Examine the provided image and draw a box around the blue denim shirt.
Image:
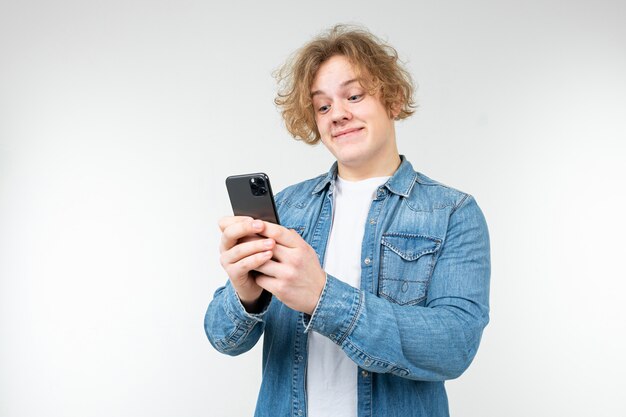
[205,156,490,417]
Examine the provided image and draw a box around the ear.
[388,90,404,119]
[389,100,402,119]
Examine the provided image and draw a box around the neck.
[337,153,401,181]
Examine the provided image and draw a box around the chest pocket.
[379,233,441,306]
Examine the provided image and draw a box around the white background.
[1,1,625,416]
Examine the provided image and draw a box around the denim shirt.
[205,156,490,417]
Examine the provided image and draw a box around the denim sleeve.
[204,280,271,356]
[302,195,490,381]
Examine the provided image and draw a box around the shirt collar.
[312,155,417,198]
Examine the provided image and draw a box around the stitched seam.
[345,339,410,375]
[303,273,329,333]
[451,193,471,214]
[337,289,363,345]
[383,232,441,239]
[224,287,263,325]
[403,198,454,212]
[382,278,428,282]
[380,235,441,260]
[379,291,426,305]
[381,242,439,260]
[226,322,249,345]
[404,172,418,196]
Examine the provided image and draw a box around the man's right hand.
[218,216,275,311]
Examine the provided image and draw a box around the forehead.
[311,55,362,93]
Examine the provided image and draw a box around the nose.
[331,101,352,123]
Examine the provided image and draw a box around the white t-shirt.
[306,175,390,417]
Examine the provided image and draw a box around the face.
[310,55,400,180]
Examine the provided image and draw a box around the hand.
[218,216,276,310]
[253,221,326,315]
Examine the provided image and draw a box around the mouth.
[332,127,364,139]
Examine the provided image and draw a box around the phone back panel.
[225,173,280,224]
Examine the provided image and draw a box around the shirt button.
[362,370,369,377]
[364,257,371,265]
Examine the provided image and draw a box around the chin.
[323,139,373,166]
[335,151,370,167]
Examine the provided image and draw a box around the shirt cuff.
[301,273,363,345]
[223,281,271,326]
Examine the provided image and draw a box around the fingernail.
[253,220,263,230]
[264,239,273,248]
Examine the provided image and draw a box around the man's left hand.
[253,221,326,315]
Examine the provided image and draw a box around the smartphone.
[225,173,280,224]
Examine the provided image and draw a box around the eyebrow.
[310,79,359,97]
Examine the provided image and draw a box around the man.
[205,25,490,417]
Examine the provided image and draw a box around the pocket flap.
[381,234,441,261]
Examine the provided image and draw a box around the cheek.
[367,108,393,129]
[353,106,377,123]
[315,117,330,136]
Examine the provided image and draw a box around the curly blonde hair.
[274,24,417,144]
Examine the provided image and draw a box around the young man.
[205,25,490,417]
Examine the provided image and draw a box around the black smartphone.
[225,173,280,224]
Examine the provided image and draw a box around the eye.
[318,104,330,114]
[348,94,363,101]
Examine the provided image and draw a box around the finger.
[254,258,287,279]
[220,219,265,252]
[226,250,273,279]
[237,235,265,245]
[221,238,275,265]
[255,222,301,248]
[255,273,279,295]
[218,216,253,232]
[262,241,292,263]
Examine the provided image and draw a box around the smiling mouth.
[333,127,364,138]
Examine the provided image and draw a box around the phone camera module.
[249,177,268,196]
